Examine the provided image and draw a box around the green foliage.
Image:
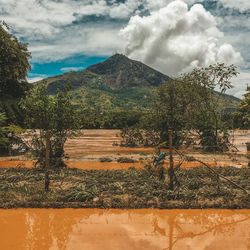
[182,63,239,151]
[0,112,9,153]
[0,22,31,127]
[80,109,143,129]
[71,84,154,111]
[121,64,239,152]
[121,127,146,147]
[234,86,250,129]
[151,80,192,147]
[20,83,80,169]
[121,77,202,148]
[0,21,31,98]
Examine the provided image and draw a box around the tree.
[127,64,238,189]
[182,63,238,151]
[0,21,31,98]
[20,83,80,191]
[234,86,250,129]
[0,112,9,153]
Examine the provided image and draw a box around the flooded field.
[0,129,249,169]
[0,209,249,250]
[0,159,248,170]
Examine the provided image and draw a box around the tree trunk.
[168,129,174,190]
[45,130,50,191]
[168,84,175,190]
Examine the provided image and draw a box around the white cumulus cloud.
[120,0,242,76]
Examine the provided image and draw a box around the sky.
[0,0,249,98]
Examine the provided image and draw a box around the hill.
[45,54,170,95]
[37,54,240,116]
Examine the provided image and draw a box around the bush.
[99,157,112,162]
[117,157,135,163]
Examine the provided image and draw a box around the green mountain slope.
[45,54,170,95]
[37,54,240,113]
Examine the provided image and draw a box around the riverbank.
[0,166,249,209]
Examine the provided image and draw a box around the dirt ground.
[0,129,249,169]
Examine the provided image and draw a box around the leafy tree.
[151,79,204,189]
[0,21,31,98]
[182,63,238,151]
[234,86,250,129]
[0,112,9,153]
[20,83,80,191]
[0,111,27,155]
[121,64,238,189]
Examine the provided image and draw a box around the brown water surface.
[0,209,249,250]
[0,160,247,170]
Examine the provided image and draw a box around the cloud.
[28,24,124,62]
[27,73,48,83]
[226,70,250,99]
[60,66,84,72]
[0,0,133,62]
[0,0,138,39]
[143,0,200,11]
[120,0,242,76]
[219,0,250,11]
[27,77,46,83]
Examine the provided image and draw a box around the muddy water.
[0,160,248,170]
[0,209,249,250]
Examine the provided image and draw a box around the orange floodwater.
[0,209,249,250]
[0,160,247,170]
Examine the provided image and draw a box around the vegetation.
[188,64,239,151]
[234,86,250,129]
[0,21,31,128]
[20,83,79,190]
[38,54,240,130]
[121,63,239,152]
[0,21,31,98]
[45,54,170,94]
[0,113,9,153]
[0,166,248,209]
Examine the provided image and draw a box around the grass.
[0,166,249,209]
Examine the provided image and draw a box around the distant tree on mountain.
[0,21,31,98]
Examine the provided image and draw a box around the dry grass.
[0,166,249,209]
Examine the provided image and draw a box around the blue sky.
[0,0,249,97]
[29,55,108,80]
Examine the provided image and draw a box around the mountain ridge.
[37,54,240,113]
[43,54,171,94]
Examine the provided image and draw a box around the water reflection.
[0,209,249,250]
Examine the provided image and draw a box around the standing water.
[0,209,249,250]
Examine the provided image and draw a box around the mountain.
[37,54,240,113]
[45,54,171,95]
